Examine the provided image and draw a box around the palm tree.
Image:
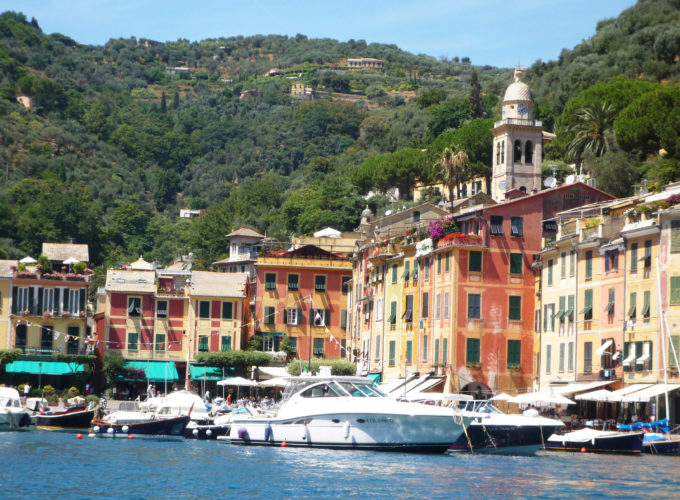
[565,100,617,173]
[435,148,469,211]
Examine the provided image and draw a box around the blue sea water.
[1,431,679,499]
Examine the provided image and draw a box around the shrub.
[286,358,356,376]
[43,384,55,395]
[85,394,100,404]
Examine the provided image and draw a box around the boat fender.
[237,427,249,440]
[206,429,212,437]
[264,422,273,442]
[128,434,134,439]
[122,425,129,433]
[591,438,595,446]
[93,425,100,433]
[344,421,350,439]
[193,428,199,436]
[107,427,115,434]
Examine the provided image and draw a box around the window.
[669,336,680,369]
[672,220,680,253]
[637,341,653,371]
[392,264,398,283]
[513,140,522,163]
[642,290,651,319]
[127,332,138,351]
[508,296,521,321]
[217,335,231,351]
[375,335,381,360]
[404,295,413,323]
[43,288,54,315]
[376,298,383,322]
[671,277,680,305]
[556,296,566,324]
[569,250,576,277]
[67,326,79,354]
[312,338,324,357]
[67,288,83,315]
[469,251,482,272]
[290,337,298,354]
[288,274,299,291]
[547,259,553,286]
[445,252,450,273]
[389,301,397,324]
[198,336,209,352]
[535,309,541,333]
[507,340,521,368]
[155,334,166,351]
[315,275,326,292]
[341,309,347,329]
[388,341,396,366]
[443,338,448,365]
[434,339,440,365]
[490,216,504,236]
[199,301,210,319]
[424,259,430,281]
[582,289,593,321]
[423,335,428,362]
[525,141,533,164]
[222,301,233,320]
[630,243,638,272]
[405,340,413,365]
[468,294,481,319]
[605,250,618,273]
[413,211,420,223]
[128,297,141,317]
[545,344,551,374]
[628,292,637,320]
[606,288,615,316]
[437,254,442,274]
[585,250,593,280]
[286,308,302,326]
[568,342,574,371]
[567,295,575,323]
[644,240,652,269]
[466,338,480,364]
[264,306,275,325]
[544,303,555,332]
[422,293,429,318]
[341,276,351,294]
[561,252,566,279]
[311,308,330,327]
[559,343,565,372]
[156,300,168,318]
[510,253,523,274]
[584,342,593,373]
[436,293,441,320]
[511,217,523,237]
[262,336,277,352]
[443,292,450,320]
[403,261,410,281]
[265,273,277,290]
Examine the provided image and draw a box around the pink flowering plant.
[427,217,458,243]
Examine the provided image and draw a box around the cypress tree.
[469,69,482,118]
[160,91,167,113]
[172,92,180,110]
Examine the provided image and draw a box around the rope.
[481,421,497,449]
[539,420,545,451]
[454,410,473,453]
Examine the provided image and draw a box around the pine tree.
[469,69,482,118]
[160,91,167,113]
[172,92,180,110]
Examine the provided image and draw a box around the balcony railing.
[14,271,89,282]
[436,234,484,249]
[559,220,578,238]
[581,225,601,241]
[494,118,542,128]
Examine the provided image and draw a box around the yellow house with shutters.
[0,260,17,349]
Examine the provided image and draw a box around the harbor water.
[2,432,679,499]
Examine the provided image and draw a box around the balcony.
[494,118,542,128]
[436,234,484,249]
[156,286,186,297]
[559,220,578,239]
[581,225,601,242]
[14,271,89,282]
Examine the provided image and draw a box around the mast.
[655,241,670,423]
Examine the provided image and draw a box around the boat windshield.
[0,397,20,408]
[457,400,503,414]
[336,382,385,397]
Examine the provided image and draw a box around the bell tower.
[492,68,543,202]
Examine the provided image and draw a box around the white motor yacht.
[0,387,32,431]
[228,376,472,453]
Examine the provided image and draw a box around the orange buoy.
[128,434,134,439]
[281,441,287,447]
[77,433,83,440]
[581,447,586,453]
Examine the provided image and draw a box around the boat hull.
[36,407,95,432]
[449,423,563,454]
[184,423,231,440]
[545,430,644,454]
[90,415,190,441]
[229,411,469,453]
[0,410,32,431]
[643,435,680,454]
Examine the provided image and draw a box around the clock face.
[518,103,528,115]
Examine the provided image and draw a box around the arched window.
[501,141,505,163]
[514,140,522,163]
[496,143,500,165]
[525,141,533,164]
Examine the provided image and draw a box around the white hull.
[88,432,184,441]
[0,410,32,431]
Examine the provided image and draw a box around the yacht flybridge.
[229,376,472,453]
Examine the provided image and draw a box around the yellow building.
[0,260,17,349]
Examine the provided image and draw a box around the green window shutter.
[155,334,166,351]
[221,336,232,351]
[403,261,410,280]
[469,251,482,272]
[547,259,553,286]
[222,301,233,320]
[671,277,680,305]
[422,292,429,318]
[297,308,303,325]
[628,292,637,319]
[670,336,680,369]
[466,338,480,364]
[79,288,85,313]
[406,340,413,364]
[507,340,521,368]
[324,309,331,327]
[585,289,593,308]
[423,335,428,361]
[434,339,440,365]
[437,254,442,274]
[392,264,398,283]
[264,306,275,325]
[585,251,593,279]
[561,252,566,279]
[315,275,326,291]
[509,296,521,320]
[569,250,575,277]
[559,343,565,372]
[265,273,277,290]
[442,338,448,365]
[556,296,565,321]
[128,332,138,350]
[199,336,209,351]
[288,274,299,291]
[389,341,396,366]
[568,342,574,371]
[546,345,551,374]
[11,286,18,315]
[341,309,347,329]
[342,277,351,294]
[671,220,680,253]
[567,295,574,320]
[389,301,397,324]
[630,243,638,271]
[510,253,522,274]
[445,252,450,272]
[199,301,210,319]
[642,290,651,318]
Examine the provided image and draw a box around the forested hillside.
[0,0,679,279]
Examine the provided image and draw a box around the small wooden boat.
[545,428,644,454]
[90,414,190,440]
[36,405,95,432]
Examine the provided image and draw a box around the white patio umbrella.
[489,392,513,401]
[510,392,576,407]
[63,257,80,265]
[20,256,37,264]
[217,376,259,400]
[258,377,289,388]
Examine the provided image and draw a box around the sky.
[4,0,638,67]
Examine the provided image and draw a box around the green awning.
[366,373,381,383]
[122,361,178,382]
[554,310,565,320]
[5,360,84,375]
[256,331,285,337]
[189,364,224,381]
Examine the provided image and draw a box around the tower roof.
[503,67,532,103]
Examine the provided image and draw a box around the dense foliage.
[286,358,356,376]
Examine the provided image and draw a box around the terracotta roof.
[189,271,248,298]
[225,227,264,238]
[128,256,154,270]
[42,243,89,263]
[0,260,18,278]
[105,270,156,293]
